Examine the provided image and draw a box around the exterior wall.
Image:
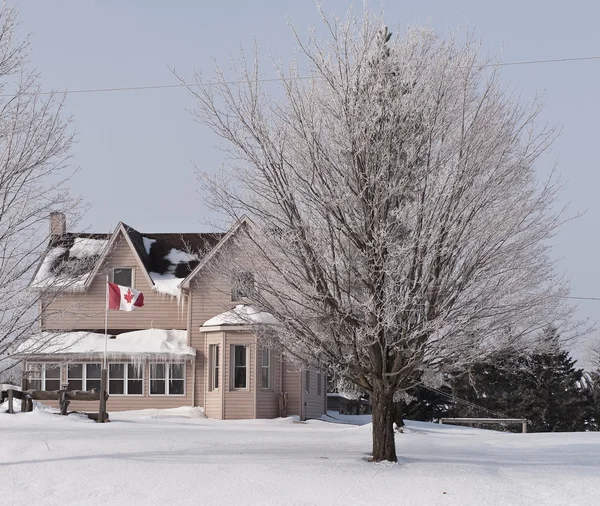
[223,331,255,420]
[23,359,193,412]
[203,331,224,419]
[282,362,302,417]
[255,348,282,419]
[303,368,327,420]
[42,233,187,332]
[188,271,238,410]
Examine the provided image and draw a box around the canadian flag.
[108,282,144,311]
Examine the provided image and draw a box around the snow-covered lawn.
[1,405,599,505]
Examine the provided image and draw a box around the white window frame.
[25,363,61,391]
[261,348,271,390]
[230,344,249,390]
[67,363,102,391]
[209,344,220,391]
[149,363,186,396]
[305,369,310,394]
[317,371,322,396]
[108,363,144,396]
[112,267,135,288]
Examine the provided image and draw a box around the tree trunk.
[371,385,397,462]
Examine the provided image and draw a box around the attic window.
[113,267,133,287]
[231,271,255,301]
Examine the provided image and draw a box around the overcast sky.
[15,1,600,364]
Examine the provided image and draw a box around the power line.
[1,54,599,98]
[565,296,600,301]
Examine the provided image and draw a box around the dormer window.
[231,271,255,301]
[113,267,133,287]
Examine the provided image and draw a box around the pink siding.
[42,233,187,331]
[204,332,224,419]
[223,332,255,420]
[282,362,302,417]
[256,348,281,419]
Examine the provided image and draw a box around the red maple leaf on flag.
[123,289,134,304]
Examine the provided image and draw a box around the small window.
[67,364,83,391]
[231,345,247,389]
[127,364,143,395]
[44,365,62,391]
[150,363,185,395]
[25,363,42,390]
[109,364,125,395]
[231,271,255,300]
[113,267,133,287]
[261,348,271,390]
[86,364,102,391]
[317,371,322,396]
[209,344,220,391]
[305,369,310,394]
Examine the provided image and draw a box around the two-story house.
[15,213,326,420]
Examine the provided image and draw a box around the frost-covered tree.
[186,8,575,461]
[0,5,83,374]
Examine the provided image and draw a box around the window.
[150,363,185,395]
[305,369,310,394]
[231,271,255,300]
[44,365,62,391]
[261,348,271,390]
[86,364,102,391]
[113,267,133,287]
[68,363,102,391]
[231,345,247,389]
[108,363,143,395]
[67,364,83,390]
[317,371,322,396]
[209,344,220,391]
[25,363,43,390]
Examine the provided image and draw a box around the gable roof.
[31,221,226,296]
[179,215,252,290]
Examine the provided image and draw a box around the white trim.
[148,362,186,396]
[111,266,135,289]
[107,362,145,396]
[180,215,253,289]
[209,344,220,392]
[261,348,271,390]
[230,343,249,391]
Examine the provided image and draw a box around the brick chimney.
[49,212,66,237]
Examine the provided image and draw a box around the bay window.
[231,344,248,389]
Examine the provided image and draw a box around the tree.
[0,6,83,375]
[186,8,575,461]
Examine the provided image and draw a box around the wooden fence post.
[7,389,13,414]
[522,420,527,434]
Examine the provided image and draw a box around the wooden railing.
[439,417,528,433]
[2,388,109,422]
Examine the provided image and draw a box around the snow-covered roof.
[202,304,278,327]
[14,329,195,362]
[30,222,226,296]
[31,234,110,291]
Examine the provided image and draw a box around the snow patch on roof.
[31,247,76,289]
[149,272,183,298]
[69,238,108,259]
[142,237,156,255]
[165,248,198,264]
[202,305,277,327]
[15,329,195,361]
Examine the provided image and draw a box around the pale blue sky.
[16,1,600,363]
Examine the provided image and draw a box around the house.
[15,213,326,420]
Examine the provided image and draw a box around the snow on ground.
[1,405,599,506]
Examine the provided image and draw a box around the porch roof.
[14,329,195,362]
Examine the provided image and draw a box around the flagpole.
[104,274,109,369]
[99,274,109,423]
